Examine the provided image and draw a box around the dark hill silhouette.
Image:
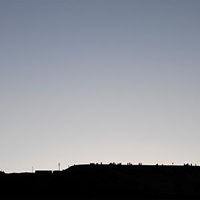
[1,164,200,199]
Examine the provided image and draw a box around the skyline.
[1,0,200,172]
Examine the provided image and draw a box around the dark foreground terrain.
[0,164,200,199]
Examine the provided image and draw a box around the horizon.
[1,162,199,174]
[1,161,199,174]
[1,0,200,172]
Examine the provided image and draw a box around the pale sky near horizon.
[1,0,200,172]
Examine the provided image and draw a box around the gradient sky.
[1,0,200,172]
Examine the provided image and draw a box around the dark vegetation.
[0,164,200,199]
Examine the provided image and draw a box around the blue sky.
[0,0,200,172]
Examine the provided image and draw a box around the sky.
[0,0,200,172]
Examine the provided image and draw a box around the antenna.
[58,162,60,171]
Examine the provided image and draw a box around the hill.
[0,164,200,199]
